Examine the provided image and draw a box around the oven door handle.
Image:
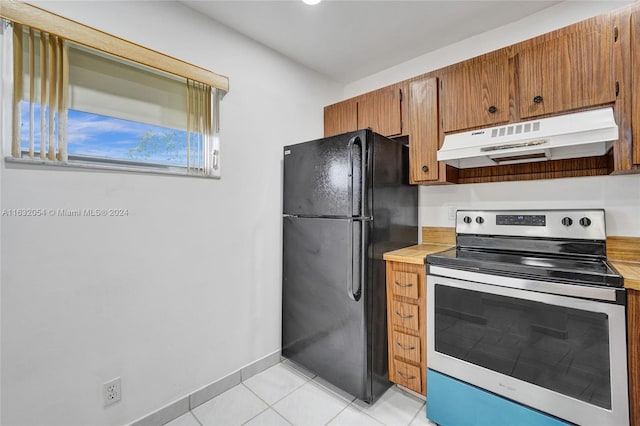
[428,265,623,303]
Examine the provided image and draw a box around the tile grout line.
[322,403,351,426]
[269,405,294,426]
[348,401,388,426]
[238,381,297,426]
[407,401,426,426]
[242,363,313,407]
[238,382,273,425]
[190,410,204,426]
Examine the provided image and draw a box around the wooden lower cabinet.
[628,288,640,426]
[386,260,427,395]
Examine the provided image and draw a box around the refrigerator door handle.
[347,219,364,302]
[347,135,362,217]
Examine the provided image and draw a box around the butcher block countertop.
[611,262,640,292]
[382,244,452,265]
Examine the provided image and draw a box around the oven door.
[427,271,629,426]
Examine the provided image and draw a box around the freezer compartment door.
[283,131,368,217]
[282,215,368,399]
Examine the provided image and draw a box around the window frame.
[0,2,227,178]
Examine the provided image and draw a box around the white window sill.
[4,156,220,179]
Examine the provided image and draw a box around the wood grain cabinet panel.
[358,85,403,137]
[392,359,422,394]
[390,271,419,299]
[440,52,510,133]
[390,300,419,331]
[386,261,427,395]
[633,11,640,165]
[518,24,616,119]
[324,100,357,137]
[392,331,421,364]
[409,77,442,183]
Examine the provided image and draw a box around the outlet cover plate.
[103,377,121,407]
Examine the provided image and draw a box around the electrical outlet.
[447,205,457,221]
[103,377,121,407]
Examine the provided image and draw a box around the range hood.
[437,107,618,168]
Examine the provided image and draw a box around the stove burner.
[427,209,623,289]
[428,247,623,288]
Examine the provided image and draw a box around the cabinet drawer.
[392,331,421,364]
[393,359,422,393]
[390,271,419,299]
[391,301,419,331]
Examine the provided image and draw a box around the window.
[1,2,228,177]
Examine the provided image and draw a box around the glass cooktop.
[427,247,624,288]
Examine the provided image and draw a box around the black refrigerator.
[282,129,418,403]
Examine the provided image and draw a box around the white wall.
[343,0,640,237]
[0,2,341,425]
[419,174,640,236]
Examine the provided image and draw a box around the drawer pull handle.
[396,342,416,351]
[395,311,414,319]
[394,281,414,288]
[397,370,417,380]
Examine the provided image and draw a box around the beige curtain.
[187,80,215,176]
[11,22,220,176]
[12,24,69,161]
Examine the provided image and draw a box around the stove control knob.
[561,217,573,227]
[579,217,592,227]
[476,216,484,224]
[463,216,472,224]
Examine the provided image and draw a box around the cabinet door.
[358,86,402,137]
[409,77,440,183]
[633,12,640,165]
[324,100,357,137]
[441,53,509,132]
[386,260,427,395]
[518,24,616,119]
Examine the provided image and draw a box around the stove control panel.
[456,209,606,240]
[496,214,546,226]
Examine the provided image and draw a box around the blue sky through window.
[20,102,194,167]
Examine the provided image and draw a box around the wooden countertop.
[611,261,640,292]
[382,245,640,291]
[382,244,452,265]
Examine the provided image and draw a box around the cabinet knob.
[422,165,429,172]
[488,105,497,113]
[533,95,543,104]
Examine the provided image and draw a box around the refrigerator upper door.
[282,215,368,399]
[283,130,367,217]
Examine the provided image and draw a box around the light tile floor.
[164,360,437,426]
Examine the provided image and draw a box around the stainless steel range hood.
[437,107,618,168]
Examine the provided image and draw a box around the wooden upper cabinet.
[633,11,640,165]
[440,52,510,133]
[408,78,440,183]
[518,23,616,119]
[358,85,403,137]
[324,100,357,137]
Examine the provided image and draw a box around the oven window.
[434,284,611,409]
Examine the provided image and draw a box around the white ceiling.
[180,0,563,83]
